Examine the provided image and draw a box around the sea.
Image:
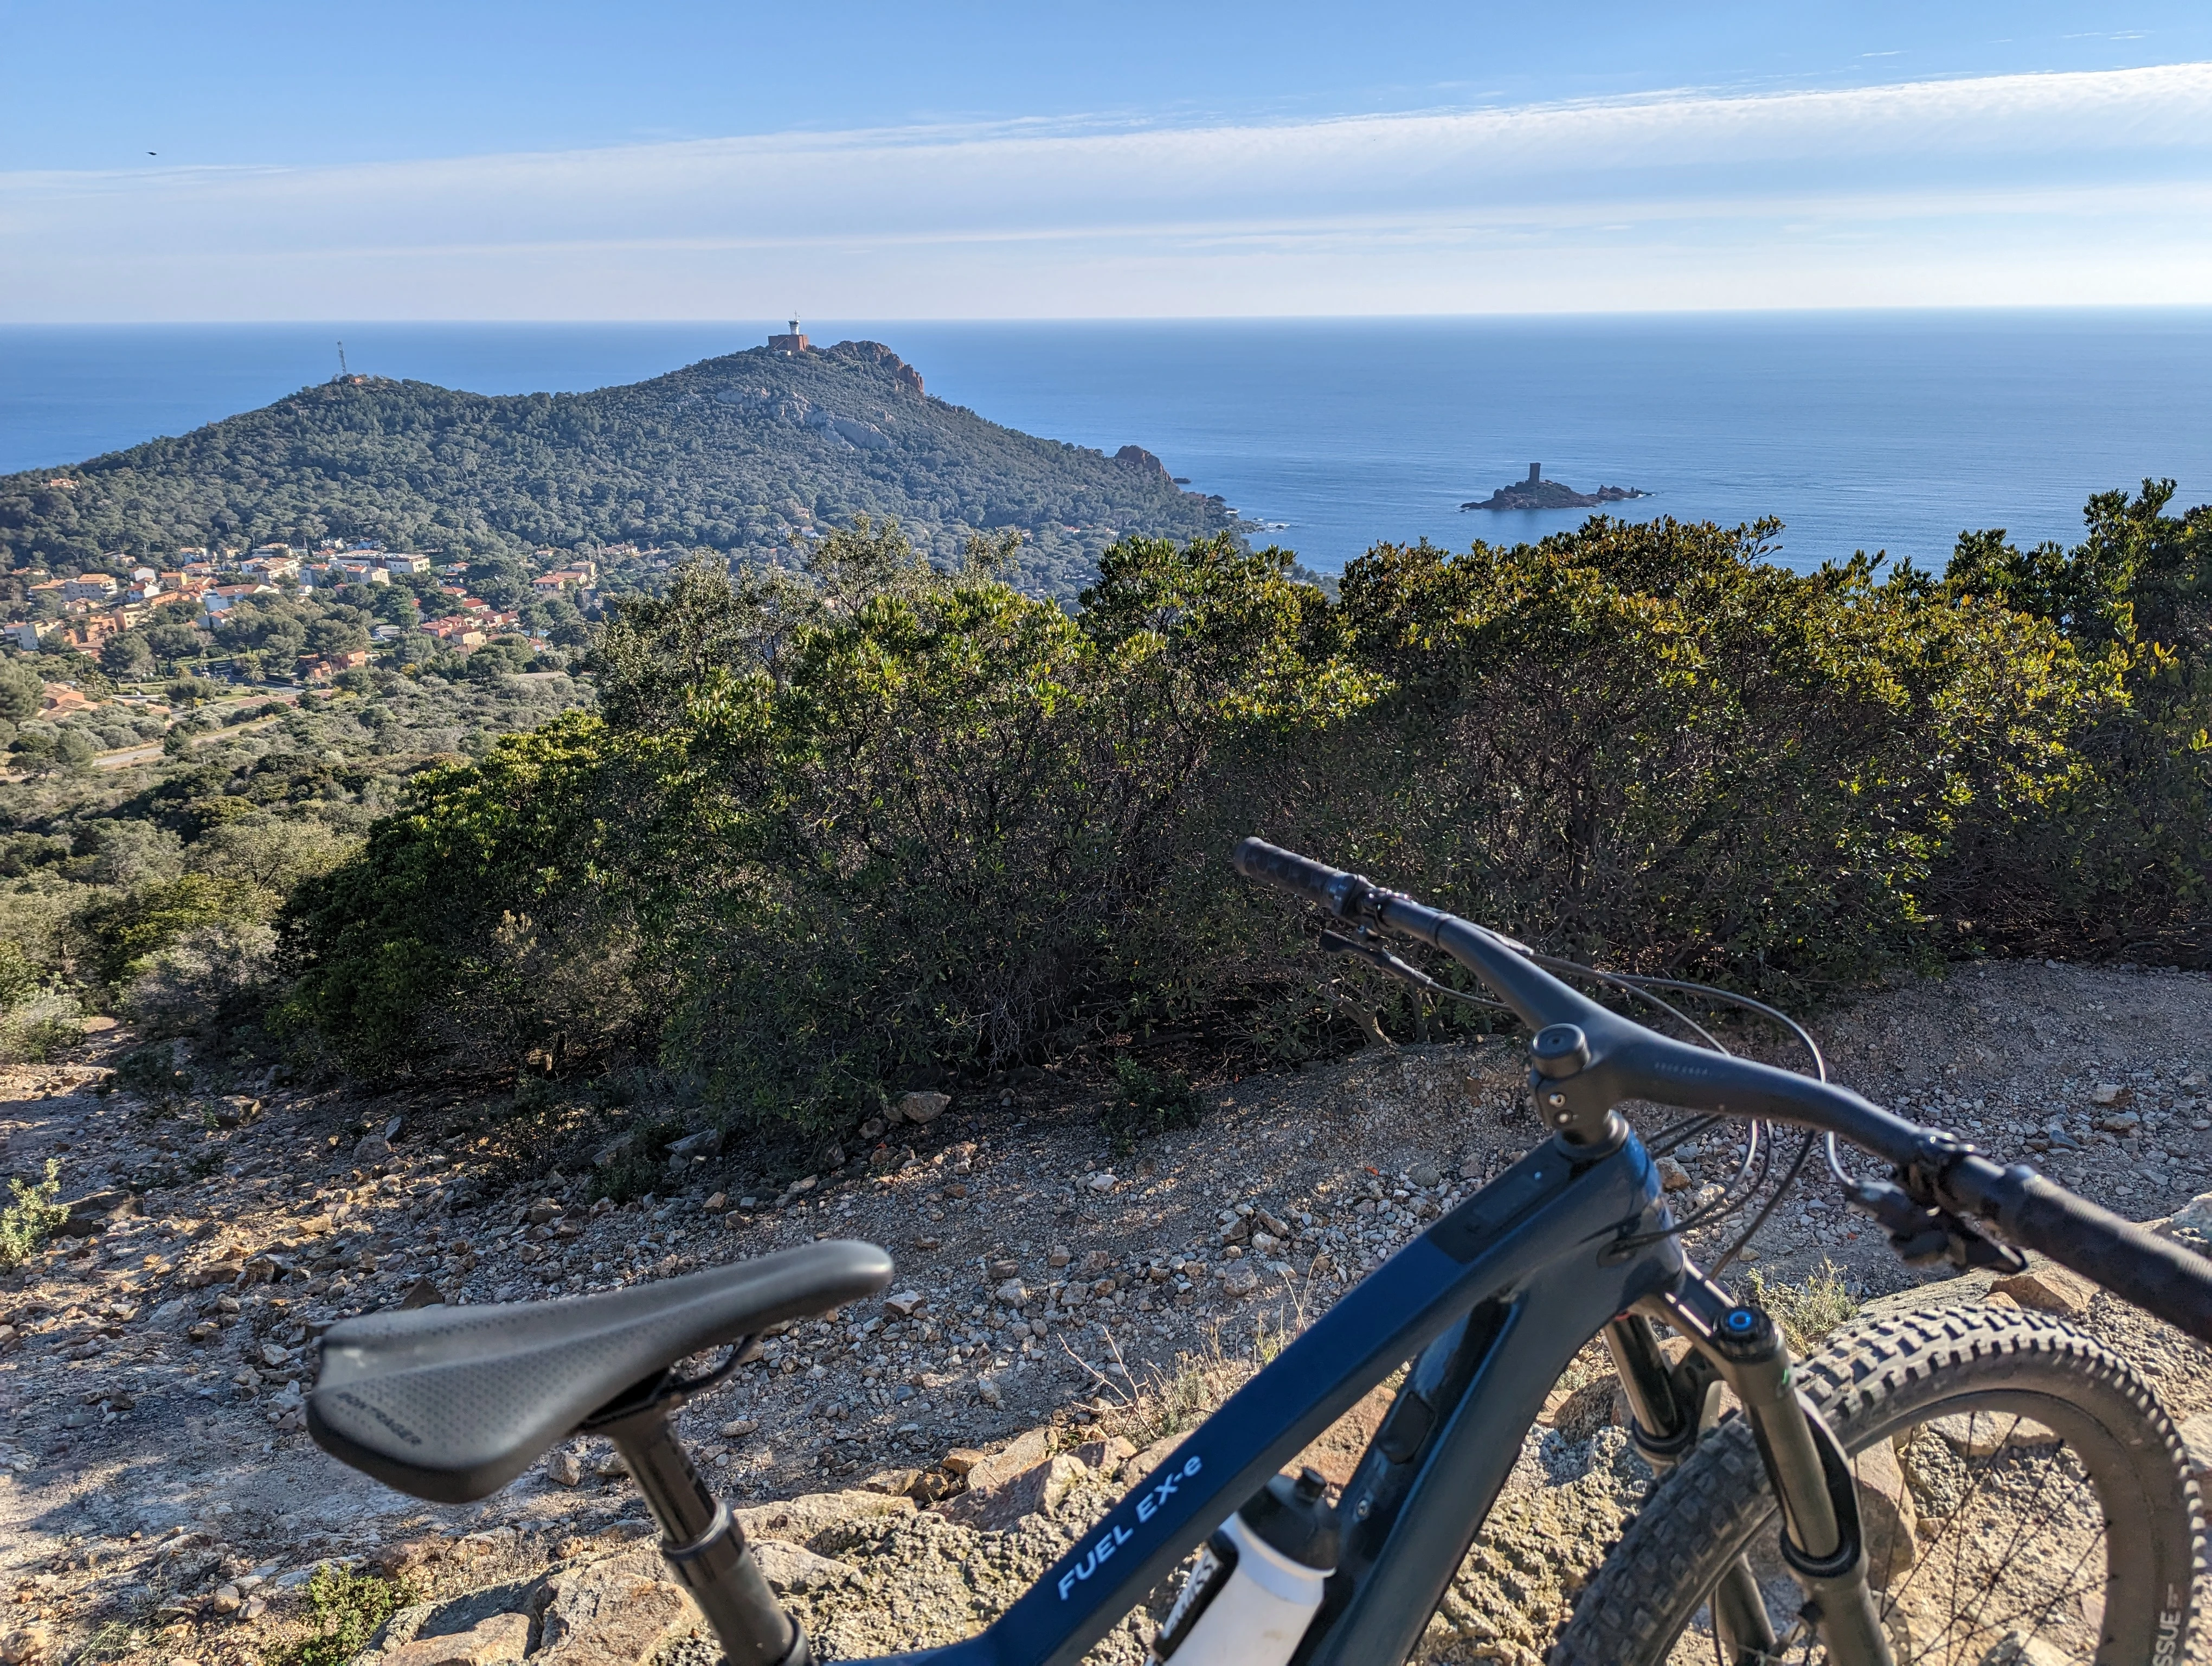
[5,312,2210,578]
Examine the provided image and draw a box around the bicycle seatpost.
[592,1394,813,1666]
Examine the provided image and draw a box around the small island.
[1463,464,1650,511]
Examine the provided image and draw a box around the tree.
[0,658,40,725]
[307,618,370,658]
[144,623,207,665]
[100,632,157,680]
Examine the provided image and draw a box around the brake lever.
[1843,1176,2027,1273]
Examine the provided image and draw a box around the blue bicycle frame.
[876,1122,1679,1666]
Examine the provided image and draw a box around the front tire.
[1549,1305,2204,1664]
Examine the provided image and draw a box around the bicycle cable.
[1319,918,1836,1266]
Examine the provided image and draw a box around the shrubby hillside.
[273,485,2210,1139]
[0,671,587,1064]
[0,339,1237,600]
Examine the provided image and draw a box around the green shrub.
[270,1565,416,1666]
[1100,1058,1205,1155]
[1741,1259,1861,1356]
[588,1113,685,1204]
[0,1161,68,1271]
[113,1044,194,1109]
[280,499,2208,1130]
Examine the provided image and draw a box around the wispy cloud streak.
[5,65,2210,317]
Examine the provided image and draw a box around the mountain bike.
[308,837,2212,1665]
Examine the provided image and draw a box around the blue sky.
[4,1,2209,318]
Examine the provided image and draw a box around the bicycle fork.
[1606,1272,1894,1666]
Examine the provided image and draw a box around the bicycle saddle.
[307,1239,892,1503]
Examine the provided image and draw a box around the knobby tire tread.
[1545,1303,2207,1665]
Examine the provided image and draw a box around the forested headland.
[0,339,1236,601]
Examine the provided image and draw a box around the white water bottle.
[1149,1467,1339,1666]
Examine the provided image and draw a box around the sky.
[4,1,2210,320]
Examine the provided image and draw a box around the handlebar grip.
[1978,1165,2212,1345]
[1233,837,1367,918]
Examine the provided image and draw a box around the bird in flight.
[146,151,157,156]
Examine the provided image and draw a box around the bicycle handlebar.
[1235,837,2212,1344]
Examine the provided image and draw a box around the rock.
[731,1489,915,1545]
[1975,1635,2072,1666]
[935,1453,1089,1530]
[355,1135,393,1162]
[667,1129,723,1160]
[1990,1263,2095,1317]
[2177,1411,2212,1489]
[59,1191,126,1236]
[857,1118,886,1143]
[1072,1436,1135,1473]
[1084,1172,1117,1193]
[381,1613,534,1666]
[398,1278,446,1310]
[957,1428,1050,1492]
[209,1585,241,1616]
[2094,1111,2140,1134]
[987,1259,1020,1280]
[747,1540,854,1595]
[536,1546,693,1666]
[1409,1162,1442,1189]
[545,1451,583,1487]
[1654,1156,1694,1193]
[525,1201,564,1226]
[1852,1439,1918,1586]
[1046,1246,1071,1268]
[1548,1377,1621,1442]
[1219,1262,1261,1298]
[857,1468,924,1497]
[974,1377,1003,1408]
[994,1279,1026,1305]
[2090,1084,2132,1108]
[701,1193,728,1214]
[719,1419,758,1439]
[0,1627,48,1664]
[2158,1191,2212,1254]
[940,1448,986,1477]
[1927,1412,2057,1458]
[1118,1436,1185,1486]
[895,1092,950,1126]
[884,1291,924,1318]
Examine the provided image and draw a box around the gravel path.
[0,957,2203,1665]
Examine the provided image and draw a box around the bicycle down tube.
[861,1122,1684,1666]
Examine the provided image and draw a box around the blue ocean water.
[4,313,2209,576]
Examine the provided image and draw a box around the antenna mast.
[337,341,350,379]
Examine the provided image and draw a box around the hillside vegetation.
[267,484,2209,1142]
[0,339,1235,600]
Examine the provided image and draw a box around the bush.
[281,500,2209,1133]
[0,1161,67,1270]
[125,920,278,1034]
[1100,1058,1205,1155]
[272,1566,416,1666]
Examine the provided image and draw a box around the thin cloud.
[4,63,2209,319]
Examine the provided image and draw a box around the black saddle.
[308,1240,892,1503]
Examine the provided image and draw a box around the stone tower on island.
[767,318,809,355]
